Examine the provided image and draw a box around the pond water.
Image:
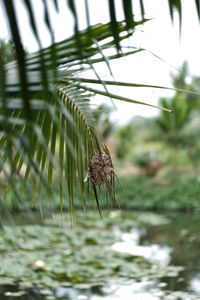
[0,211,200,300]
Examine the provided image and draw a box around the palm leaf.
[3,0,197,57]
[1,0,197,214]
[1,20,151,214]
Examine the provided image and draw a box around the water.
[1,211,200,299]
[143,213,200,297]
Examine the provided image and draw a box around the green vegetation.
[92,104,114,140]
[116,123,135,160]
[2,174,200,213]
[154,63,200,174]
[0,212,180,292]
[116,175,200,211]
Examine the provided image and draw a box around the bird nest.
[88,154,114,186]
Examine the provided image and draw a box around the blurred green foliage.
[134,153,152,168]
[113,62,200,173]
[0,39,16,63]
[2,174,200,212]
[92,104,114,140]
[116,123,135,160]
[116,175,200,212]
[155,63,200,161]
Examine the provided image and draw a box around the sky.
[0,0,200,124]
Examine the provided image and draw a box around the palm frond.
[62,81,173,113]
[3,0,198,57]
[63,77,200,97]
[168,0,182,33]
[1,20,142,214]
[1,0,196,215]
[0,85,117,216]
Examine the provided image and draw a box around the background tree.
[0,39,16,63]
[155,63,200,174]
[116,123,135,160]
[93,104,114,141]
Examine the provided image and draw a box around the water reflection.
[112,229,172,267]
[113,241,171,265]
[189,274,200,295]
[91,280,163,300]
[143,213,200,296]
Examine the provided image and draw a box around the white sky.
[0,0,200,124]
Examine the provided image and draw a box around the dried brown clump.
[89,154,114,186]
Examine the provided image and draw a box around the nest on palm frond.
[88,154,114,186]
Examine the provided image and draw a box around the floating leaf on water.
[109,211,121,218]
[4,291,26,297]
[30,260,51,271]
